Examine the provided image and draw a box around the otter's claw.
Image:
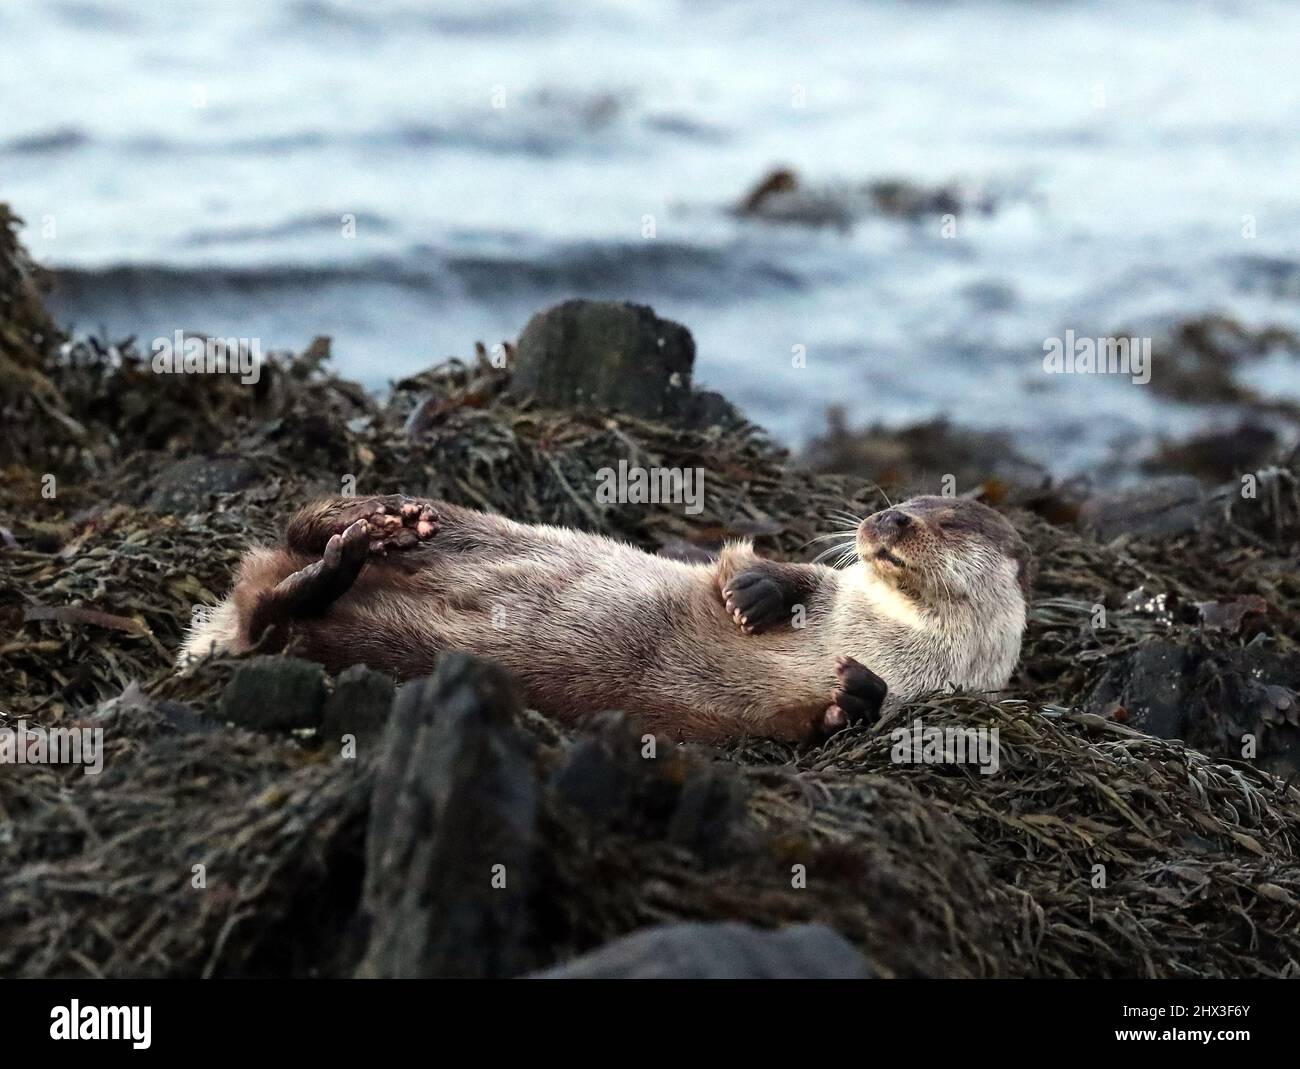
[722,570,788,634]
[821,655,887,735]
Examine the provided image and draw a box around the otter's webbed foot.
[821,655,887,735]
[721,562,813,634]
[364,499,440,555]
[248,519,372,644]
[287,495,439,556]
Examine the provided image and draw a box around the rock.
[1085,637,1300,778]
[145,455,264,514]
[511,299,695,421]
[219,656,327,732]
[802,411,1049,500]
[532,921,873,979]
[667,764,749,862]
[357,653,537,979]
[548,714,750,863]
[737,167,799,214]
[867,178,965,219]
[1082,451,1298,544]
[683,387,745,431]
[1196,595,1268,635]
[550,735,632,817]
[1086,640,1193,739]
[734,167,857,229]
[1143,423,1280,484]
[320,664,395,753]
[735,167,991,229]
[547,711,684,832]
[1189,641,1300,780]
[1138,314,1300,404]
[1077,476,1210,541]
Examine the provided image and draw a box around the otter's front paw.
[721,569,791,634]
[821,655,887,735]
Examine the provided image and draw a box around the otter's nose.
[876,509,912,535]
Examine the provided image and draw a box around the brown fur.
[181,495,1032,743]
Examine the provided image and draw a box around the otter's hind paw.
[247,519,371,644]
[821,655,887,735]
[288,495,439,556]
[366,499,440,554]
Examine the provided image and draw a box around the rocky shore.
[2,206,1299,978]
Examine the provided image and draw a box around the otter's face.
[857,496,1033,604]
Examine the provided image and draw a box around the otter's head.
[856,496,1033,608]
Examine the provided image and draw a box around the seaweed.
[3,212,1300,978]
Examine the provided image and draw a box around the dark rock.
[667,764,749,862]
[868,178,967,219]
[532,921,873,979]
[1085,638,1300,778]
[737,167,799,215]
[1143,423,1280,484]
[547,711,683,831]
[1196,595,1268,635]
[219,656,327,732]
[802,411,1049,500]
[157,700,212,735]
[683,387,745,431]
[1086,640,1193,739]
[320,664,395,753]
[146,455,263,514]
[1138,314,1300,404]
[511,299,694,421]
[1187,640,1300,780]
[550,735,634,821]
[357,653,537,978]
[1077,476,1210,541]
[734,168,857,229]
[548,714,749,861]
[735,167,990,229]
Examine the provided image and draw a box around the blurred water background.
[4,0,1300,473]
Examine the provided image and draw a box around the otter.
[180,494,1032,743]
